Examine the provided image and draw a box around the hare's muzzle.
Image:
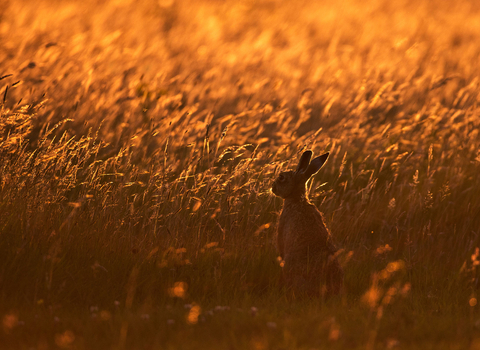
[271,182,278,194]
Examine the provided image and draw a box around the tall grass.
[1,0,480,348]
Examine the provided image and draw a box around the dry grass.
[1,0,480,348]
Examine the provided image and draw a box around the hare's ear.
[296,150,313,174]
[304,152,329,179]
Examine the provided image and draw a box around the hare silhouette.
[272,150,343,298]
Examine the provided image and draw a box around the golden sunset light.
[1,0,480,348]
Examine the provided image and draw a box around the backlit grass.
[1,0,480,349]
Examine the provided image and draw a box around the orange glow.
[2,313,18,332]
[186,304,201,324]
[54,330,75,348]
[168,281,188,298]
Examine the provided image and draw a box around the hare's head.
[272,150,329,200]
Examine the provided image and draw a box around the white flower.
[90,306,99,313]
[266,322,277,329]
[250,307,258,316]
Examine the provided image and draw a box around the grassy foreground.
[1,0,480,348]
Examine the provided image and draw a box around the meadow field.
[1,0,480,348]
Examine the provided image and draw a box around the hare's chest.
[279,212,319,243]
[279,208,329,252]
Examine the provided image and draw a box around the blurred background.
[2,0,480,142]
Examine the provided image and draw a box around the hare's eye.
[278,174,285,182]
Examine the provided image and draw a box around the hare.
[272,150,343,297]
